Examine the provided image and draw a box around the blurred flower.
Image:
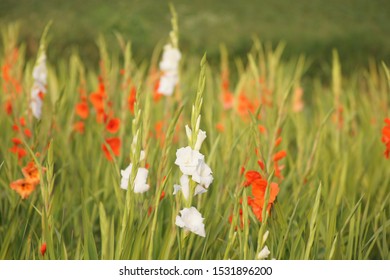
[106,118,121,134]
[175,207,206,237]
[10,178,37,199]
[30,52,47,119]
[159,44,181,72]
[157,44,181,96]
[75,101,89,119]
[40,243,47,256]
[102,137,121,161]
[120,163,150,193]
[382,118,390,159]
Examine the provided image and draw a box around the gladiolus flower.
[75,101,89,119]
[40,243,47,256]
[102,137,121,161]
[382,118,390,159]
[174,146,204,176]
[30,51,47,119]
[173,174,190,200]
[10,178,37,199]
[157,44,181,96]
[257,245,270,260]
[120,163,150,193]
[175,207,206,237]
[106,118,120,134]
[273,150,287,162]
[192,160,213,189]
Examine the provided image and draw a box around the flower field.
[0,11,389,260]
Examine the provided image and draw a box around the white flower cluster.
[174,125,213,237]
[30,52,47,119]
[157,44,181,96]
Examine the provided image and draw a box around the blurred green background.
[1,0,389,74]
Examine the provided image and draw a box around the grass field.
[1,0,390,74]
[0,4,389,260]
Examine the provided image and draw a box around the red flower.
[102,137,121,161]
[128,86,137,114]
[106,118,120,134]
[40,243,47,256]
[244,170,279,222]
[76,101,89,119]
[382,118,390,159]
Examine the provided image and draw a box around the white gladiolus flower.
[157,44,181,96]
[175,207,206,237]
[257,245,270,260]
[194,129,207,151]
[184,125,207,151]
[192,160,213,188]
[30,52,47,119]
[173,174,190,200]
[175,146,204,176]
[159,44,181,72]
[120,163,150,193]
[157,72,178,96]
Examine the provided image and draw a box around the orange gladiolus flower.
[10,160,43,199]
[106,118,120,134]
[245,170,279,222]
[102,137,121,161]
[40,243,47,256]
[223,91,234,110]
[76,102,89,119]
[22,161,41,184]
[382,118,390,159]
[10,178,37,199]
[273,150,287,162]
[128,86,137,113]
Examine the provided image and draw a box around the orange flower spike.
[273,150,287,162]
[76,102,89,119]
[106,118,121,134]
[10,178,37,199]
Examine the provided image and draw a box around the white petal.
[194,129,207,151]
[257,245,270,260]
[175,207,205,237]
